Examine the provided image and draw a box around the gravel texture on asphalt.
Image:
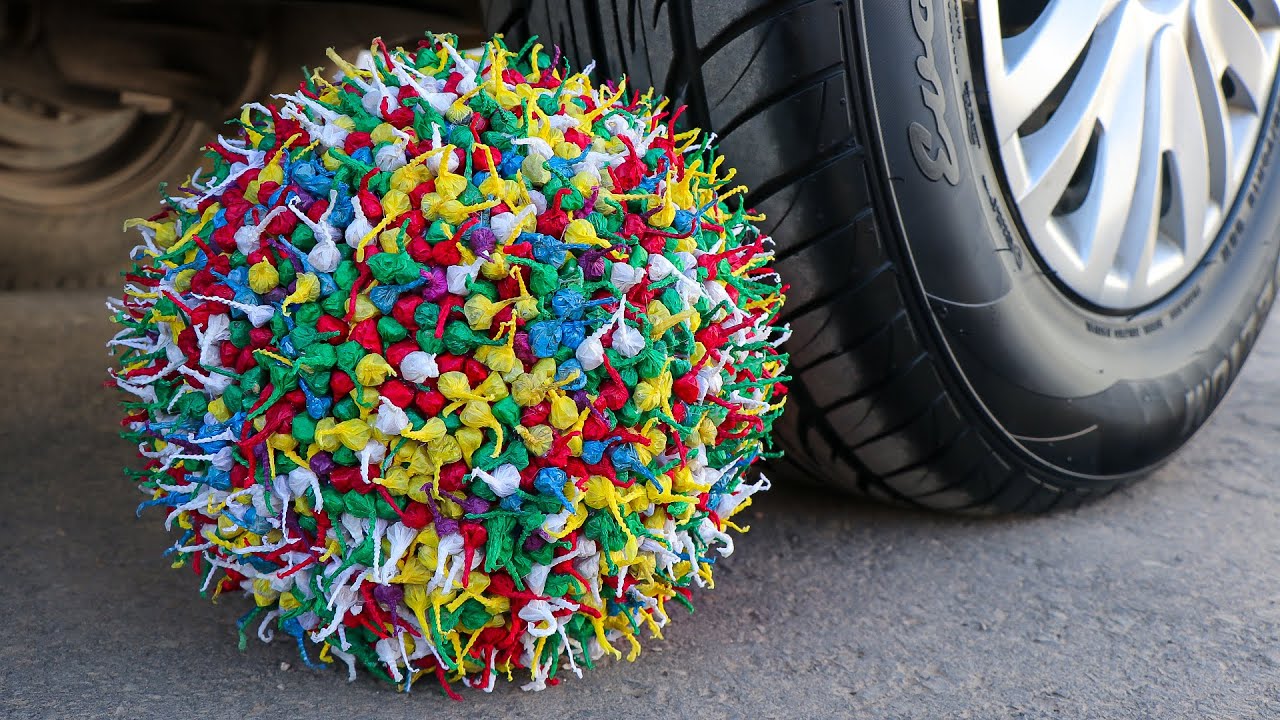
[3,290,1279,719]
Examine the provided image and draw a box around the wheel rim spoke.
[1073,41,1151,298]
[979,0,1280,310]
[985,0,1125,141]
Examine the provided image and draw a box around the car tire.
[482,0,1280,513]
[0,0,481,290]
[0,112,210,291]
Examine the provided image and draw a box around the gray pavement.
[2,289,1279,719]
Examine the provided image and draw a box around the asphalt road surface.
[2,289,1279,719]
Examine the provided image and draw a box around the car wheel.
[0,0,481,290]
[483,0,1280,512]
[0,2,218,290]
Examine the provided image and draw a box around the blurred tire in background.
[0,0,480,289]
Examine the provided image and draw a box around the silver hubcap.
[978,0,1280,310]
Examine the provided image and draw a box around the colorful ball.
[107,33,789,693]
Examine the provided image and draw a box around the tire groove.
[880,425,972,484]
[745,143,863,207]
[581,0,611,78]
[780,260,894,320]
[772,204,866,266]
[717,62,845,141]
[694,0,817,68]
[667,1,711,131]
[792,306,904,374]
[846,384,946,452]
[818,349,928,415]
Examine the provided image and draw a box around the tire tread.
[483,0,1104,513]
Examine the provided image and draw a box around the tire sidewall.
[853,0,1280,480]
